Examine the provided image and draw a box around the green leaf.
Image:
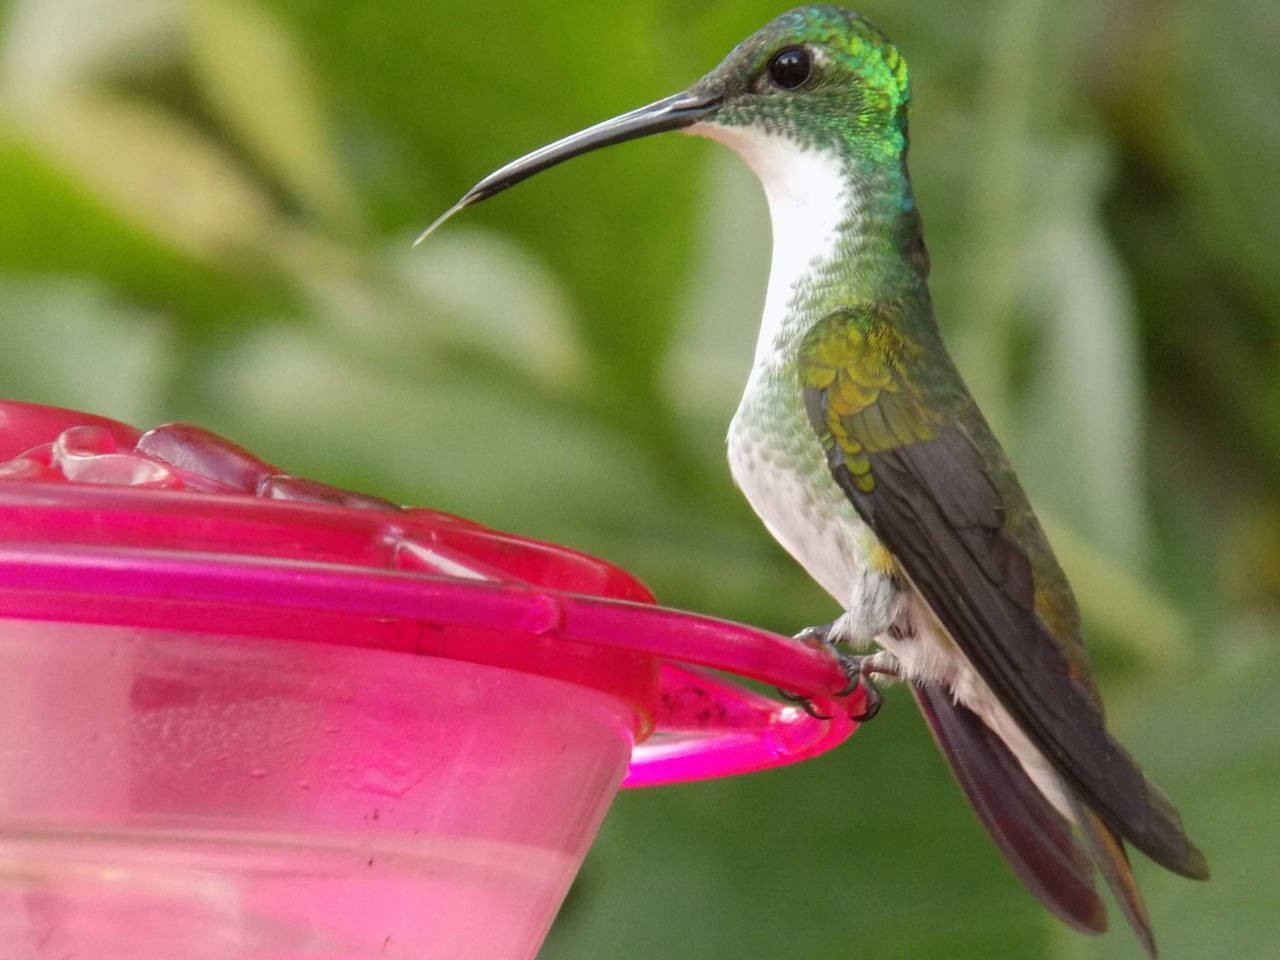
[0,276,172,424]
[1174,0,1280,308]
[391,228,584,387]
[1070,620,1280,960]
[12,88,285,263]
[664,151,769,419]
[0,0,179,95]
[188,0,361,232]
[1017,138,1148,568]
[1039,514,1189,667]
[0,135,296,327]
[199,323,664,538]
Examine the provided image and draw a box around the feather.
[914,682,1107,934]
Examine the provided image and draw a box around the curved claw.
[831,651,884,722]
[834,659,862,697]
[793,621,838,650]
[775,686,834,720]
[850,683,883,723]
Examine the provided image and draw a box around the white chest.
[688,123,851,380]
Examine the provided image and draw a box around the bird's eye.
[767,46,812,90]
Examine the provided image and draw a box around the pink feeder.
[0,400,863,959]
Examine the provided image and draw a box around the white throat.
[690,124,849,378]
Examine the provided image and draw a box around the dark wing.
[799,306,1207,881]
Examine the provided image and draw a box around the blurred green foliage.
[2,0,1277,957]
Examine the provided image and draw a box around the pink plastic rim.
[0,400,863,787]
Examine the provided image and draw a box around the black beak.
[415,89,720,245]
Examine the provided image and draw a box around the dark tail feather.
[913,682,1107,934]
[1070,796,1159,959]
[1113,744,1211,881]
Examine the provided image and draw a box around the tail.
[1099,732,1211,882]
[914,682,1170,958]
[1070,795,1158,959]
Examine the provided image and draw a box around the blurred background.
[1,0,1276,956]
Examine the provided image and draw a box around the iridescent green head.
[688,5,911,161]
[418,6,911,242]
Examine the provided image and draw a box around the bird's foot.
[834,651,885,722]
[778,621,889,723]
[777,685,835,720]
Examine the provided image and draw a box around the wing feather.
[799,306,1207,880]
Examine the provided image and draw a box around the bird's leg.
[779,562,906,719]
[779,621,901,722]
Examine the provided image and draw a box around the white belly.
[727,395,866,605]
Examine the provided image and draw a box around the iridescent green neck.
[833,152,928,290]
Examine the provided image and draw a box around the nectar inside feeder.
[0,400,864,960]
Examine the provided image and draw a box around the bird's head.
[417,5,910,244]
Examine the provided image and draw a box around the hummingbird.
[419,5,1209,955]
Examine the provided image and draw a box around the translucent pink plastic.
[0,400,862,959]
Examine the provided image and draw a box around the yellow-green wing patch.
[798,305,942,492]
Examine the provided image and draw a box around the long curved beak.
[414,89,720,245]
